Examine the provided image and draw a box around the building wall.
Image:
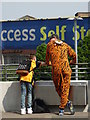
[2,50,36,64]
[75,12,90,17]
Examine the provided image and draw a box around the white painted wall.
[1,81,21,112]
[0,81,88,113]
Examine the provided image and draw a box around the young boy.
[20,55,40,115]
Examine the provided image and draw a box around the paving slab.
[1,112,89,120]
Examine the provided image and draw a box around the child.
[20,55,40,115]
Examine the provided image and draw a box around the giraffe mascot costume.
[46,34,76,116]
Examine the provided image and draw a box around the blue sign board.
[0,17,89,50]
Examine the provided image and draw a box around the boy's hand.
[40,62,46,66]
[32,81,35,86]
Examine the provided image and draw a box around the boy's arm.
[36,61,46,67]
[35,44,51,67]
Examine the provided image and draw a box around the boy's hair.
[48,34,59,40]
[30,55,36,60]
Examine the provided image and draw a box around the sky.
[0,0,89,21]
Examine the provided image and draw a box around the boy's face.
[32,56,36,61]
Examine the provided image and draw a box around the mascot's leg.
[59,72,71,109]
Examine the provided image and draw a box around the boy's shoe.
[21,108,26,115]
[27,107,33,114]
[59,109,64,116]
[67,101,75,115]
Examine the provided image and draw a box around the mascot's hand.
[70,60,76,65]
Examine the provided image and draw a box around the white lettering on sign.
[22,29,28,41]
[8,30,14,41]
[14,29,21,41]
[29,29,36,41]
[0,29,36,42]
[1,30,7,41]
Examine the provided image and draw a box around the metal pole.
[74,18,78,81]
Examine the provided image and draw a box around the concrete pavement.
[1,112,89,120]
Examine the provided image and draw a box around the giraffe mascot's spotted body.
[46,40,76,109]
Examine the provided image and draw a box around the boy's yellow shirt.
[20,60,36,83]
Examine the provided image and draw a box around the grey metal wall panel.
[34,81,88,105]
